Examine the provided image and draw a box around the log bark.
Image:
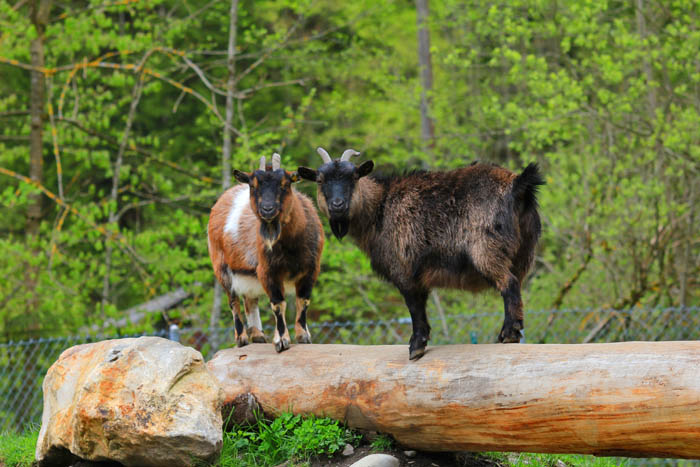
[208,342,700,458]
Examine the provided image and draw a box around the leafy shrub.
[219,413,357,466]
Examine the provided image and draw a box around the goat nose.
[260,205,275,217]
[330,199,345,210]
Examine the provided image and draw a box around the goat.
[208,154,325,352]
[298,148,544,360]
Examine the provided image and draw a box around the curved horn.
[272,153,281,170]
[340,149,360,162]
[259,155,266,171]
[316,147,332,164]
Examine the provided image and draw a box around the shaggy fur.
[299,156,543,360]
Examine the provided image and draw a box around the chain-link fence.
[1,306,698,435]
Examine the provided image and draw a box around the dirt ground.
[313,446,504,466]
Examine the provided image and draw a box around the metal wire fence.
[1,306,698,436]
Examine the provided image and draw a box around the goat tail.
[512,162,545,213]
[511,163,544,280]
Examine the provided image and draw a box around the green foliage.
[0,429,38,467]
[486,452,628,467]
[0,0,698,340]
[369,433,394,452]
[218,413,357,466]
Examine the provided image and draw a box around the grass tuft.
[369,433,394,452]
[0,428,39,467]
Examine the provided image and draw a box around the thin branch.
[235,79,306,98]
[0,110,29,118]
[101,59,147,318]
[180,54,226,96]
[46,77,63,200]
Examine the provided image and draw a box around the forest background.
[0,0,697,342]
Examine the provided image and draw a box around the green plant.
[218,413,357,466]
[485,451,627,467]
[370,433,394,452]
[0,429,38,467]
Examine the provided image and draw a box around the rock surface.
[36,336,223,467]
[349,453,400,467]
[342,443,355,456]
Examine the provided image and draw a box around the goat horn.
[340,149,360,162]
[316,147,332,164]
[259,155,266,171]
[272,153,281,170]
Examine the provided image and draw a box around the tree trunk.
[415,0,434,155]
[209,342,700,458]
[209,0,239,352]
[27,0,52,236]
[415,0,448,337]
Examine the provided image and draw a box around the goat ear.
[357,160,374,178]
[233,170,251,185]
[296,167,317,182]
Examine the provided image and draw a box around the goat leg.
[401,288,431,360]
[498,274,524,343]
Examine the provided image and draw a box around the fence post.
[168,324,180,343]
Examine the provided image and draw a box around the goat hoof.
[296,334,312,344]
[236,335,249,347]
[498,320,523,343]
[409,347,426,360]
[408,333,429,360]
[274,337,291,353]
[248,328,267,343]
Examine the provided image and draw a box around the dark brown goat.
[208,154,324,352]
[298,148,544,360]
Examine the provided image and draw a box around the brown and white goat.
[298,148,544,360]
[208,154,324,352]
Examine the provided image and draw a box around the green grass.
[0,422,677,467]
[369,433,394,452]
[215,412,358,467]
[486,451,628,467]
[0,428,39,467]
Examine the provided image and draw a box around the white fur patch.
[230,274,265,297]
[224,188,250,241]
[228,272,298,300]
[246,305,263,330]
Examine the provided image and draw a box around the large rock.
[36,336,223,466]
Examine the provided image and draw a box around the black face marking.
[313,161,358,239]
[303,160,374,239]
[246,169,293,222]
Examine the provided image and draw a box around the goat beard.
[329,216,349,239]
[259,220,281,250]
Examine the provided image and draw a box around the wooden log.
[208,342,700,458]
